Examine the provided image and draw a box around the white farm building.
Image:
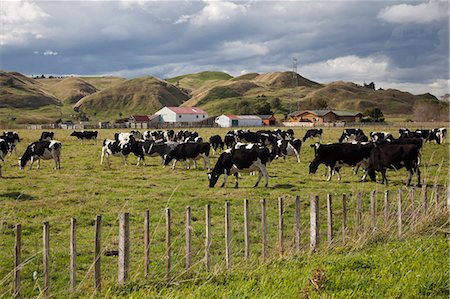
[155,107,208,123]
[215,114,262,128]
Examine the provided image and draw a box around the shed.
[215,114,262,127]
[288,110,363,123]
[155,107,208,123]
[129,115,160,129]
[259,115,276,126]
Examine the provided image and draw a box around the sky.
[1,0,449,97]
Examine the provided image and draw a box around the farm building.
[154,107,208,123]
[128,115,160,129]
[215,114,263,127]
[259,115,276,126]
[288,110,363,123]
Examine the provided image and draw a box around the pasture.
[0,125,448,298]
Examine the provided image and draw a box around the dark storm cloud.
[1,0,448,96]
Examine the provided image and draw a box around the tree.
[364,108,384,122]
[253,101,273,115]
[270,97,282,110]
[236,100,252,114]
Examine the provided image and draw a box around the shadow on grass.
[0,192,36,201]
[271,184,297,189]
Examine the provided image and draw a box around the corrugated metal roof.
[131,115,152,122]
[166,107,208,114]
[238,115,262,120]
[224,114,240,120]
[290,110,362,117]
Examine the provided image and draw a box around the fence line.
[4,187,448,297]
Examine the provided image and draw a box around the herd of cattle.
[0,127,447,188]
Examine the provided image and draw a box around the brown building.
[288,110,363,123]
[259,115,276,126]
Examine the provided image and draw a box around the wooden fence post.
[295,196,301,252]
[225,202,231,269]
[261,199,267,261]
[165,208,171,283]
[70,218,76,292]
[13,224,21,299]
[244,199,250,260]
[356,192,362,233]
[185,206,192,270]
[310,195,319,252]
[327,194,333,244]
[434,185,440,208]
[118,212,130,285]
[410,187,416,222]
[278,197,284,257]
[43,221,50,298]
[397,189,403,237]
[342,194,347,244]
[94,215,101,293]
[144,210,150,278]
[370,190,377,231]
[205,204,211,271]
[422,185,428,214]
[384,190,390,224]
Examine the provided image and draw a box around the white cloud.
[378,0,448,24]
[220,41,269,59]
[175,1,248,25]
[376,79,450,97]
[43,50,58,56]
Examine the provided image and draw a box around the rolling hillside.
[47,77,98,104]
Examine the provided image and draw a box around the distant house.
[288,110,363,123]
[215,114,262,127]
[155,107,208,123]
[129,115,160,128]
[259,115,276,126]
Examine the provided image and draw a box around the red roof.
[131,115,152,122]
[166,107,207,114]
[224,114,240,120]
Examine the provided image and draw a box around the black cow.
[0,139,8,177]
[236,131,261,143]
[273,139,302,162]
[2,131,20,154]
[19,140,62,170]
[339,128,365,143]
[70,131,98,143]
[224,133,237,148]
[414,129,430,140]
[207,146,270,188]
[137,140,178,165]
[309,143,374,181]
[303,129,323,142]
[164,142,211,170]
[367,144,421,186]
[209,135,224,155]
[40,131,54,141]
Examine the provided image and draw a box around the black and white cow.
[367,144,421,186]
[429,128,447,144]
[136,140,178,165]
[184,136,203,143]
[0,139,8,177]
[209,135,224,155]
[339,128,365,143]
[40,131,54,141]
[309,143,374,181]
[370,131,393,142]
[302,129,323,142]
[70,131,98,143]
[273,139,302,163]
[224,133,237,149]
[130,130,143,140]
[207,146,270,188]
[163,142,211,170]
[2,131,20,154]
[236,131,261,144]
[100,138,133,166]
[414,129,430,140]
[19,140,61,170]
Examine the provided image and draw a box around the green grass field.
[0,126,448,298]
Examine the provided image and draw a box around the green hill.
[73,76,190,118]
[47,77,98,104]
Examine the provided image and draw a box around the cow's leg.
[406,168,413,186]
[416,166,421,187]
[172,160,177,170]
[360,169,368,181]
[336,168,342,181]
[203,155,210,170]
[323,166,329,177]
[381,169,388,185]
[29,157,35,170]
[261,164,269,187]
[254,170,263,187]
[192,159,197,169]
[294,149,300,163]
[327,167,333,181]
[221,172,228,188]
[234,173,239,189]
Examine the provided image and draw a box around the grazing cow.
[136,141,178,165]
[429,128,447,144]
[130,130,143,140]
[414,129,430,140]
[2,131,20,154]
[367,144,421,186]
[184,136,203,143]
[273,128,294,140]
[224,133,237,148]
[236,131,261,144]
[164,130,175,142]
[164,142,211,170]
[101,138,134,166]
[309,143,374,181]
[302,129,323,142]
[0,139,8,177]
[273,139,302,163]
[209,135,224,155]
[339,128,365,143]
[207,146,270,188]
[19,140,61,170]
[70,131,98,143]
[40,131,54,141]
[398,128,410,138]
[370,131,393,142]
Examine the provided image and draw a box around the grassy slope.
[0,126,448,298]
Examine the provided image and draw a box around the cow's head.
[70,131,77,136]
[308,159,320,174]
[163,153,173,166]
[18,158,27,170]
[207,172,221,188]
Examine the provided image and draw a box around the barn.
[260,115,276,126]
[289,110,363,123]
[215,114,262,127]
[129,115,160,128]
[154,107,208,123]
